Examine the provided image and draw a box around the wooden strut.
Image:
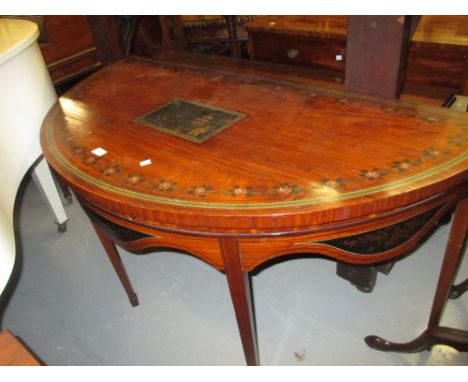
[365,196,468,352]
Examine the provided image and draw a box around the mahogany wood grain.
[245,16,347,39]
[246,16,346,75]
[145,49,454,107]
[411,16,468,47]
[92,222,139,307]
[39,16,101,85]
[345,16,411,99]
[245,15,467,93]
[0,331,42,366]
[41,57,467,235]
[220,238,258,366]
[87,16,124,66]
[40,55,468,364]
[428,197,468,328]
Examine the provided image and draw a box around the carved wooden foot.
[365,327,468,353]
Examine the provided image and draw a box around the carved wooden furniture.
[1,16,103,87]
[246,16,468,95]
[246,16,347,76]
[447,94,468,300]
[38,16,101,86]
[155,16,257,58]
[407,16,468,91]
[40,56,468,365]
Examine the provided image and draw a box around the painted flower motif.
[103,165,119,176]
[337,98,349,105]
[421,147,440,160]
[83,156,97,165]
[73,146,85,155]
[127,175,143,185]
[321,178,345,190]
[381,105,416,118]
[157,180,176,191]
[391,160,410,172]
[275,183,300,196]
[362,169,382,180]
[448,135,464,147]
[188,185,212,197]
[275,184,293,195]
[230,186,251,196]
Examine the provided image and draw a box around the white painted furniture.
[0,18,68,295]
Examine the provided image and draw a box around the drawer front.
[249,31,346,73]
[406,41,468,89]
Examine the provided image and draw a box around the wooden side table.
[40,56,468,365]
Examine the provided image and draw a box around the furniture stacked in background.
[246,16,467,101]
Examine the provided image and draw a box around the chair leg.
[31,158,68,232]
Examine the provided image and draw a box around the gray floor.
[1,177,467,366]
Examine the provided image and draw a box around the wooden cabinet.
[246,16,468,92]
[39,16,101,86]
[406,16,468,90]
[2,16,102,86]
[246,16,347,79]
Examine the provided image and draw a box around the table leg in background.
[366,196,468,352]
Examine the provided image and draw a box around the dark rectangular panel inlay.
[134,98,246,143]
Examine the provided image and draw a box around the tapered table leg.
[366,196,468,352]
[92,222,140,307]
[220,238,259,366]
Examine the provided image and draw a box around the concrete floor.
[1,177,467,366]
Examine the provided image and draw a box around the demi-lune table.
[40,57,468,365]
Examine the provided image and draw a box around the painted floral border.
[56,94,467,200]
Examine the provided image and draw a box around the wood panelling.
[39,16,102,85]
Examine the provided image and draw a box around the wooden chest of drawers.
[246,16,468,91]
[246,16,347,80]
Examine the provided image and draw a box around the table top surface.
[41,57,468,233]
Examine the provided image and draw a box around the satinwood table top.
[41,57,468,233]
